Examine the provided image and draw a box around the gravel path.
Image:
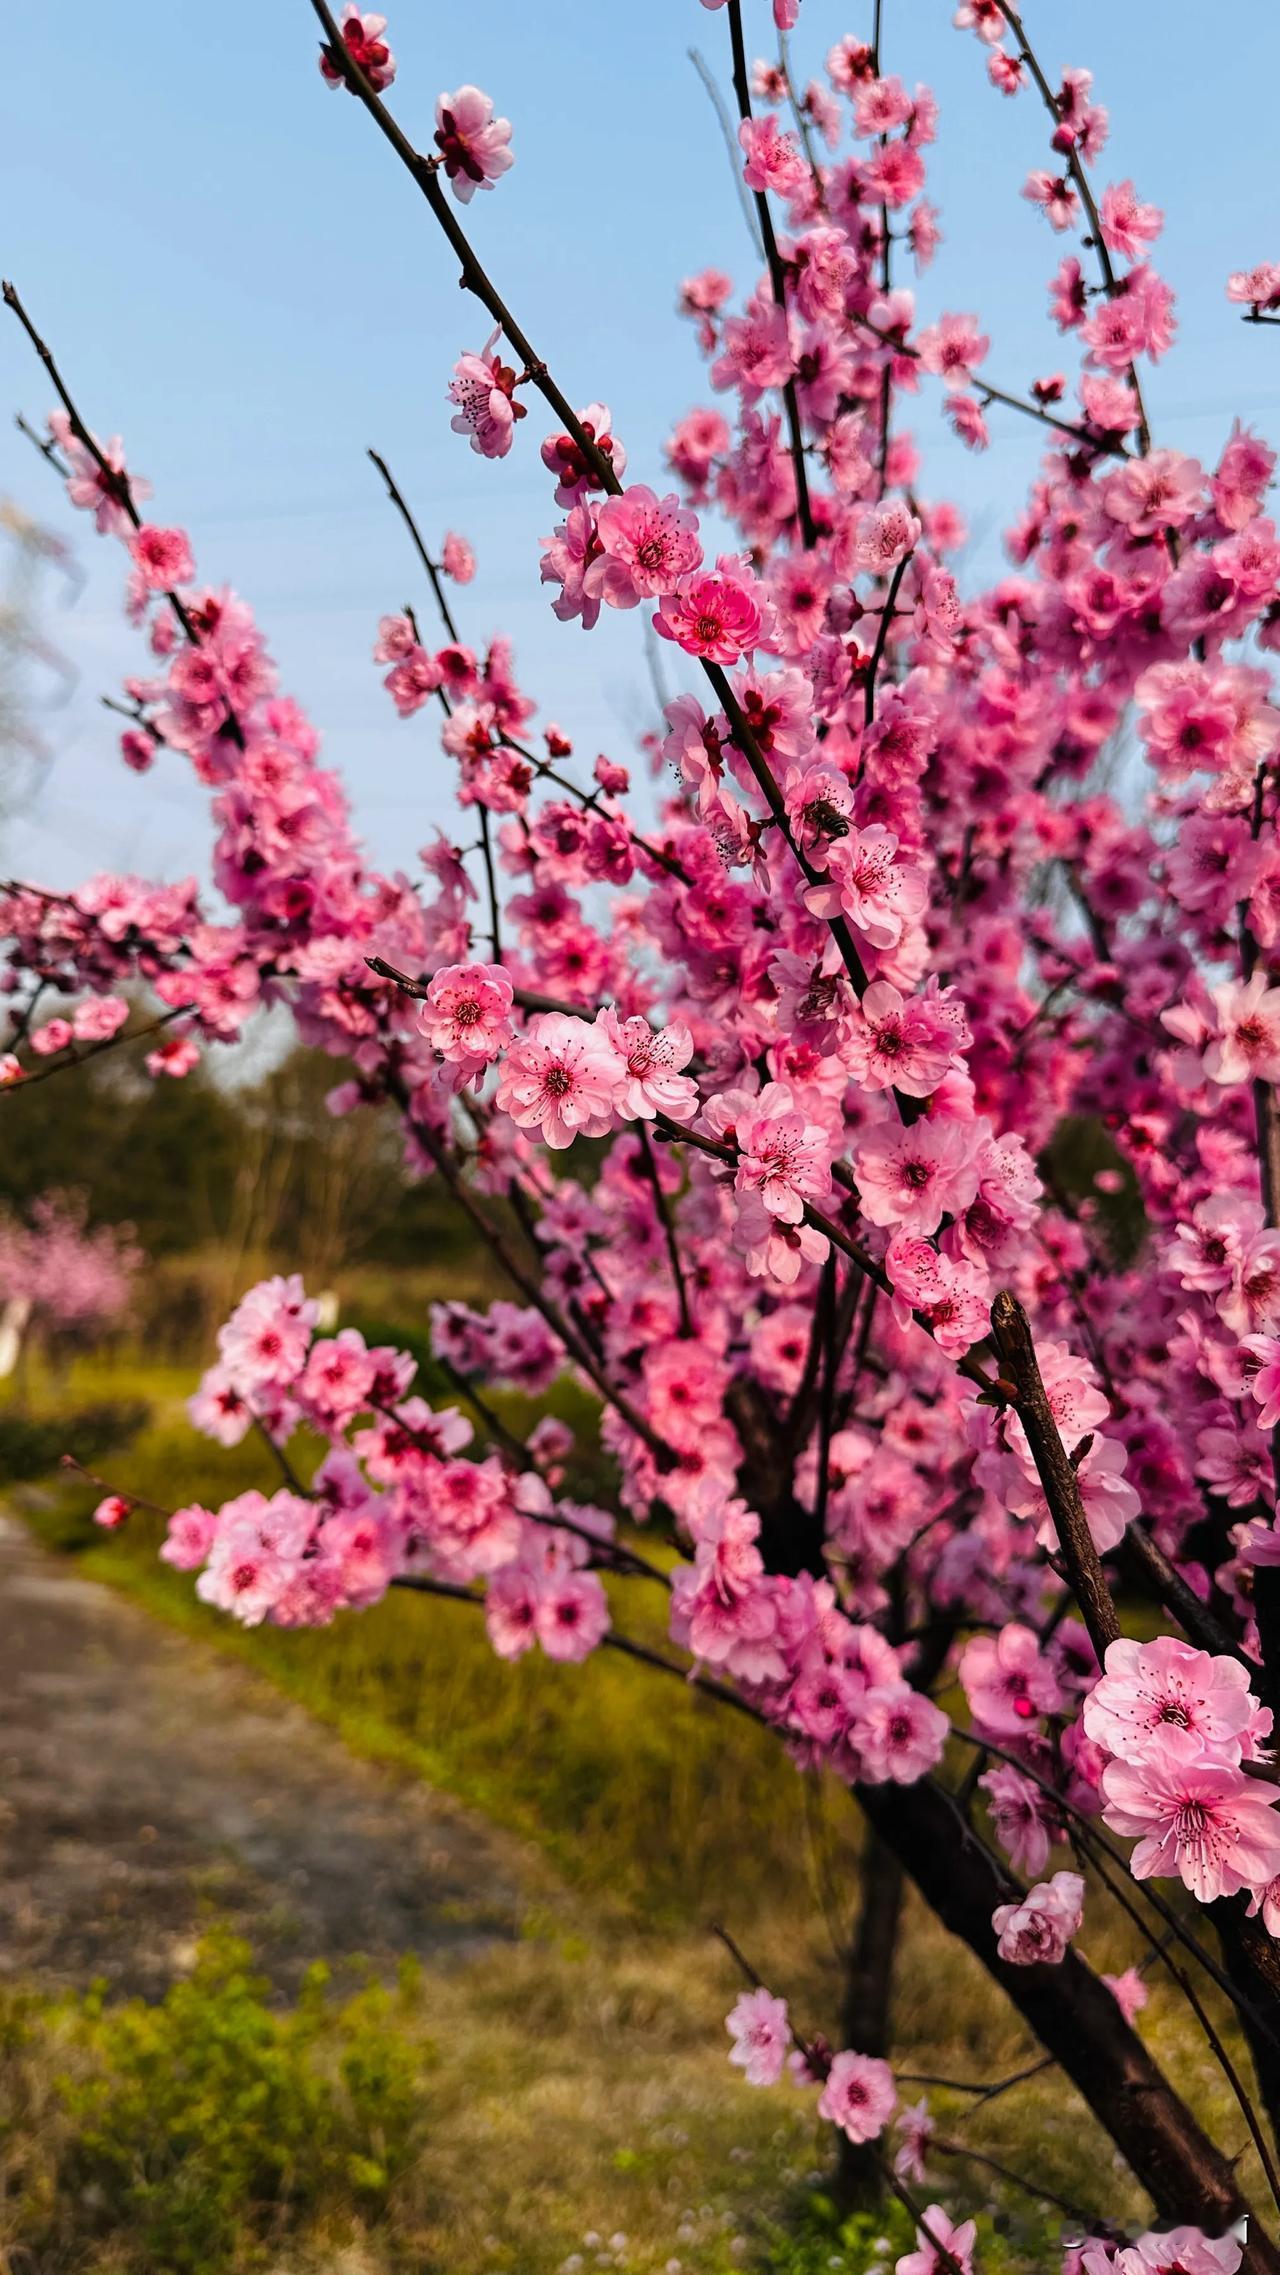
[0,1513,527,1997]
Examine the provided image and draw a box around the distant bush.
[5,1933,429,2272]
[0,1397,149,1496]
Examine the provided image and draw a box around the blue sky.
[3,0,1279,890]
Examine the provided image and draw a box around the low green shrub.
[7,1932,430,2272]
[0,1397,149,1498]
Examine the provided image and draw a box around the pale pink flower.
[738,115,807,200]
[1023,171,1080,232]
[160,1504,218,1571]
[48,413,150,536]
[597,1009,698,1122]
[319,7,395,93]
[147,1035,199,1079]
[535,1566,609,1660]
[734,1081,833,1224]
[1082,1635,1267,1766]
[494,1011,623,1150]
[441,531,475,583]
[434,86,513,202]
[960,1622,1064,1737]
[854,501,921,575]
[1205,972,1280,1085]
[991,1869,1084,1964]
[1243,1333,1280,1430]
[72,995,129,1043]
[980,1763,1058,1877]
[896,2205,977,2275]
[1228,264,1280,314]
[1099,179,1164,263]
[128,524,195,591]
[803,825,928,949]
[916,312,989,386]
[1103,1966,1150,2024]
[449,330,525,459]
[217,1273,318,1390]
[893,2097,934,2184]
[1103,450,1203,538]
[726,1987,791,2086]
[484,1560,540,1659]
[93,1494,132,1530]
[30,1018,73,1057]
[1126,2230,1241,2275]
[857,1683,949,1783]
[1101,1754,1280,1902]
[817,2049,897,2143]
[845,981,957,1097]
[884,1235,988,1355]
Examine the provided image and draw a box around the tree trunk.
[858,1775,1280,2271]
[837,1831,904,2208]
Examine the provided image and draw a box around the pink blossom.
[817,2049,897,2143]
[855,1119,981,1237]
[319,8,395,92]
[738,115,807,201]
[1083,1636,1267,1767]
[93,1494,132,1530]
[980,1763,1058,1877]
[991,1869,1085,1964]
[854,501,921,575]
[916,312,989,386]
[1101,1755,1280,1902]
[893,2097,935,2184]
[419,962,515,1081]
[493,1011,623,1150]
[147,1034,199,1079]
[1023,171,1080,232]
[128,524,195,591]
[857,1683,949,1783]
[217,1273,318,1391]
[535,1566,609,1660]
[434,86,513,203]
[589,485,702,609]
[449,331,525,459]
[726,1987,791,2085]
[1103,1966,1150,2024]
[1243,1334,1280,1430]
[885,1235,988,1354]
[1099,180,1164,262]
[960,1622,1064,1737]
[1205,973,1280,1085]
[803,826,928,949]
[160,1504,218,1571]
[597,1009,697,1122]
[441,531,475,583]
[71,995,129,1043]
[897,2208,977,2275]
[653,561,770,664]
[734,1081,833,1223]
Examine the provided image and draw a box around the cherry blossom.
[433,86,513,202]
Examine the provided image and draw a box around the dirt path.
[0,1513,528,1998]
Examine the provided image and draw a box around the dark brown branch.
[989,1289,1120,1661]
[722,0,817,547]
